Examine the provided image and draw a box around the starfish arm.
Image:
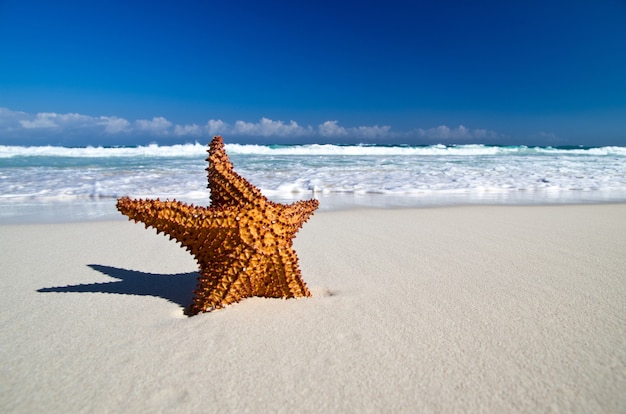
[116,197,239,257]
[207,136,268,208]
[255,245,311,298]
[187,245,257,314]
[281,199,320,234]
[187,243,311,315]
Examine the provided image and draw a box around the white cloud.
[174,123,202,136]
[1,108,397,141]
[0,107,19,118]
[18,111,122,132]
[231,118,312,137]
[206,119,228,135]
[207,118,316,138]
[20,112,61,129]
[318,120,348,137]
[416,125,497,141]
[101,116,131,134]
[5,109,132,135]
[0,108,30,133]
[0,107,503,145]
[135,117,173,134]
[353,125,392,139]
[0,109,141,143]
[204,118,389,140]
[318,120,391,138]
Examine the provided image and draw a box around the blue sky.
[1,0,625,146]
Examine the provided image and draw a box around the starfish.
[116,136,319,315]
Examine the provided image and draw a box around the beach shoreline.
[1,204,625,412]
[2,189,626,225]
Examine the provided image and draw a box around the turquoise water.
[1,143,625,223]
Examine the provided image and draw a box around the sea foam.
[1,143,625,221]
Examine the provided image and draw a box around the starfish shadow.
[38,264,198,309]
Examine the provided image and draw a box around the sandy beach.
[1,204,625,413]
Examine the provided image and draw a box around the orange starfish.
[117,136,319,315]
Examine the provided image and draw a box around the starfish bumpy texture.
[117,136,319,315]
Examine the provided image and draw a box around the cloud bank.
[415,125,498,141]
[0,107,500,145]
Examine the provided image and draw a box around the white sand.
[1,204,625,413]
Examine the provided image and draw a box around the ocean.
[1,143,625,223]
